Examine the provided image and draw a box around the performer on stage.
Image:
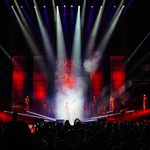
[65,101,71,122]
[64,100,76,123]
[24,96,30,112]
[43,101,48,115]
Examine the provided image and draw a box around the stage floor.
[1,109,150,125]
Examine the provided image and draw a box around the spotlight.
[20,5,23,8]
[113,5,116,8]
[64,5,66,8]
[11,5,14,8]
[43,5,46,8]
[91,6,93,8]
[71,5,73,7]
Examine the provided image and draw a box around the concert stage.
[1,109,150,125]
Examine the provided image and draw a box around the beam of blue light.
[97,5,124,53]
[44,5,51,35]
[70,5,75,34]
[34,5,55,65]
[12,6,39,55]
[24,0,30,10]
[83,5,124,74]
[14,0,30,30]
[85,7,94,38]
[21,7,34,32]
[72,6,81,75]
[81,0,86,28]
[11,6,46,70]
[56,6,66,60]
[52,0,56,23]
[62,5,68,44]
[86,0,106,57]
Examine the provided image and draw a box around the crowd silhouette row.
[0,111,150,150]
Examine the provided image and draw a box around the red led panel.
[12,56,26,101]
[110,56,125,96]
[90,70,103,99]
[33,56,47,102]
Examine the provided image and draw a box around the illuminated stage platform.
[1,109,150,125]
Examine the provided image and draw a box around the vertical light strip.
[72,6,81,75]
[34,4,55,64]
[56,6,66,60]
[86,0,106,57]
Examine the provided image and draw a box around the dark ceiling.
[0,0,150,58]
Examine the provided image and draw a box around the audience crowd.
[0,112,150,150]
